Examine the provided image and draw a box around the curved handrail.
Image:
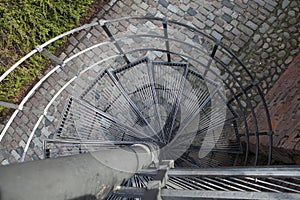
[17,45,253,162]
[0,17,272,165]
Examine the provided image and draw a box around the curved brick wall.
[251,54,300,164]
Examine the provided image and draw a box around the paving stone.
[215,17,225,27]
[233,6,244,15]
[259,23,270,34]
[187,7,197,16]
[232,28,241,36]
[11,150,21,160]
[222,13,232,23]
[19,140,26,148]
[290,1,298,7]
[254,0,265,6]
[268,16,277,24]
[140,2,149,10]
[44,118,51,127]
[265,0,278,6]
[238,24,254,36]
[145,21,156,29]
[288,10,296,17]
[33,138,43,148]
[90,28,102,38]
[158,0,168,8]
[46,115,55,122]
[221,56,231,65]
[16,147,24,155]
[42,127,51,138]
[285,56,294,64]
[35,128,41,137]
[230,44,240,52]
[266,47,273,53]
[205,20,214,28]
[128,24,138,33]
[21,115,29,124]
[167,4,178,13]
[231,12,239,19]
[222,7,233,16]
[197,7,208,17]
[253,34,260,42]
[193,20,205,29]
[15,127,23,137]
[68,36,78,46]
[249,1,258,9]
[76,31,86,41]
[134,0,141,4]
[224,31,234,40]
[265,3,275,12]
[195,13,206,22]
[179,4,189,12]
[29,141,35,148]
[234,38,245,48]
[192,35,200,43]
[278,50,286,58]
[204,4,214,11]
[1,159,9,165]
[282,0,290,9]
[258,7,270,16]
[189,2,200,10]
[32,153,40,161]
[263,43,269,49]
[212,24,224,34]
[211,30,223,41]
[246,21,258,31]
[222,0,234,9]
[207,13,215,21]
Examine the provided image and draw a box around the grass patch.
[0,0,96,114]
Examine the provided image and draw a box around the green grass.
[0,0,94,113]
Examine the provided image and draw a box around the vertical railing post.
[210,41,220,58]
[162,19,171,62]
[100,20,130,64]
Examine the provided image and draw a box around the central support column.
[0,143,159,200]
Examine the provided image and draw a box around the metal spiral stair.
[50,57,239,167]
[0,17,300,199]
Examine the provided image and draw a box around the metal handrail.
[0,17,272,165]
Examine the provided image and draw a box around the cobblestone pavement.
[0,0,299,165]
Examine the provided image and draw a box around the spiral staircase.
[0,17,300,199]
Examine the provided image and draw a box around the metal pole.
[0,143,159,200]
